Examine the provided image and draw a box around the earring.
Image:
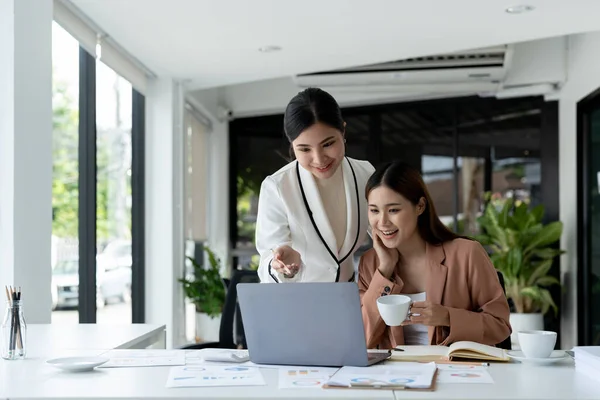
[343,138,347,143]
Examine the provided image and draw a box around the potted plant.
[179,245,227,343]
[475,196,564,345]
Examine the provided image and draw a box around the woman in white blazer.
[255,88,375,283]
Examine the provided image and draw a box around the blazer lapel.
[425,242,447,344]
[338,158,358,259]
[297,162,338,257]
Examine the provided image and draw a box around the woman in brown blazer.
[359,161,511,349]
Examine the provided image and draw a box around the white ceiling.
[72,0,600,90]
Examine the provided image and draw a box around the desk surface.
[1,326,599,400]
[2,355,600,399]
[25,324,166,357]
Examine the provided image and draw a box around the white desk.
[25,324,166,357]
[2,356,600,399]
[393,359,600,399]
[2,325,600,400]
[0,356,393,400]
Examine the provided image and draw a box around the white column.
[0,0,53,322]
[145,78,186,347]
[207,118,231,277]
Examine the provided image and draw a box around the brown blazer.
[358,238,511,349]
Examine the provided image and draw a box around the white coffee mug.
[376,294,412,326]
[518,330,557,358]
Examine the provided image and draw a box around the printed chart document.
[436,364,494,384]
[324,362,437,390]
[99,349,185,368]
[166,365,266,388]
[278,367,339,389]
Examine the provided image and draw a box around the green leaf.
[535,276,561,287]
[539,288,558,316]
[523,222,563,255]
[179,247,227,318]
[531,248,564,260]
[527,259,554,286]
[474,194,564,316]
[499,199,513,227]
[481,204,508,250]
[474,234,492,245]
[531,204,545,223]
[507,248,523,280]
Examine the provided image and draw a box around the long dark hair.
[283,87,345,143]
[366,161,468,245]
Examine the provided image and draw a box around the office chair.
[496,270,512,350]
[181,269,259,350]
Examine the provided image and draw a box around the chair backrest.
[218,269,259,348]
[496,270,512,350]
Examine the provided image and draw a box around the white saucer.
[47,356,109,372]
[507,350,568,365]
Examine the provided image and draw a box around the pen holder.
[1,300,27,360]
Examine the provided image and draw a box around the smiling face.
[291,122,345,180]
[367,185,425,249]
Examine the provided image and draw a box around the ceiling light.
[258,45,282,53]
[505,5,535,14]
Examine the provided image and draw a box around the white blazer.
[255,157,375,283]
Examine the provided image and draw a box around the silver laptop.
[237,282,390,367]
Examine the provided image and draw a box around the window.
[578,92,600,345]
[51,22,80,323]
[183,110,210,341]
[95,61,133,324]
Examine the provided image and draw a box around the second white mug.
[518,330,557,358]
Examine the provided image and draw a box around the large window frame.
[77,46,146,323]
[576,87,600,345]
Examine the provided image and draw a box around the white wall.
[557,30,600,349]
[0,0,53,322]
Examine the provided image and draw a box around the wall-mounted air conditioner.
[293,46,507,89]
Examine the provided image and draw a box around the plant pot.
[509,313,544,347]
[195,312,221,343]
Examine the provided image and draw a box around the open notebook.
[390,341,509,362]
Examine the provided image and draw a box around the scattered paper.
[326,362,437,389]
[99,350,185,368]
[278,367,338,389]
[166,365,266,388]
[185,349,249,365]
[436,364,494,384]
[184,350,326,370]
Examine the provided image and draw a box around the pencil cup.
[1,300,27,360]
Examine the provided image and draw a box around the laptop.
[237,282,390,367]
